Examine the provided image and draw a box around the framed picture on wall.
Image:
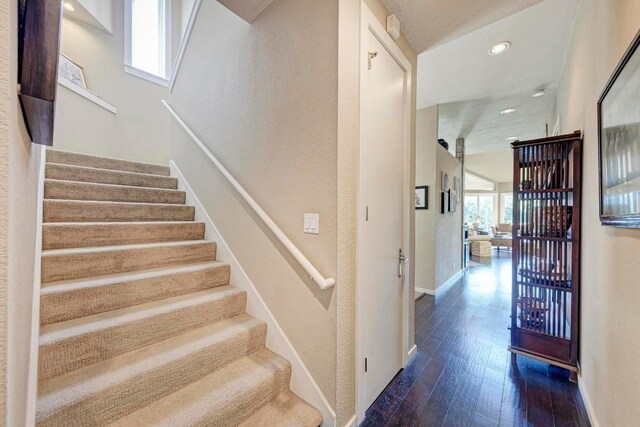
[441,172,450,191]
[415,186,428,210]
[448,189,457,212]
[58,53,88,89]
[598,29,640,228]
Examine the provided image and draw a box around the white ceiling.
[381,0,545,54]
[413,0,579,154]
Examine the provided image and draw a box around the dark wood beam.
[18,0,63,146]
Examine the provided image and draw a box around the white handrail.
[162,100,336,290]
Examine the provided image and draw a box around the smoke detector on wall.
[387,15,401,41]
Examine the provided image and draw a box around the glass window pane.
[131,0,165,77]
[464,196,478,225]
[501,194,513,224]
[478,195,494,229]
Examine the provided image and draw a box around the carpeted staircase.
[36,149,323,426]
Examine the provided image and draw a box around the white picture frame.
[441,172,450,191]
[58,53,87,89]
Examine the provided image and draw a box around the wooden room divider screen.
[509,131,582,381]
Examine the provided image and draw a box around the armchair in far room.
[491,223,512,237]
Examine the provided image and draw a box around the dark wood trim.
[597,28,640,227]
[510,131,582,149]
[18,0,63,146]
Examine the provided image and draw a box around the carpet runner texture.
[36,150,322,426]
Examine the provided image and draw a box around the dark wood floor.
[362,253,591,427]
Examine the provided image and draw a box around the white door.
[360,29,406,411]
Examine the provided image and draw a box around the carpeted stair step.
[44,180,186,204]
[39,286,247,380]
[46,163,178,189]
[41,241,216,283]
[238,391,323,427]
[36,314,267,427]
[42,221,205,250]
[47,149,170,176]
[109,348,292,427]
[43,200,194,223]
[40,262,230,325]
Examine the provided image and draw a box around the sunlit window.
[464,194,496,230]
[126,0,169,79]
[500,193,513,224]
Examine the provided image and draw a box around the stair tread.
[44,178,183,192]
[42,240,215,257]
[40,286,244,345]
[43,221,207,249]
[238,391,323,427]
[41,261,226,293]
[46,163,178,189]
[108,348,290,427]
[43,221,204,227]
[44,199,190,207]
[43,199,195,223]
[37,313,264,416]
[47,150,170,176]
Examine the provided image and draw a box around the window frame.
[124,0,171,87]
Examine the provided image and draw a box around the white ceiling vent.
[387,15,401,40]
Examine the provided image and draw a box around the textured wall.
[554,0,640,425]
[1,1,43,425]
[54,3,171,164]
[336,0,360,424]
[169,0,339,407]
[435,145,463,289]
[0,0,9,421]
[415,106,438,293]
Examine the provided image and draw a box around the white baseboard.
[415,286,435,296]
[25,145,46,427]
[407,344,417,361]
[170,161,336,426]
[578,374,600,427]
[344,414,358,427]
[436,269,464,297]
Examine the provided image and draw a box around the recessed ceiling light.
[506,136,519,141]
[501,107,517,115]
[532,88,546,98]
[63,2,75,11]
[489,41,511,55]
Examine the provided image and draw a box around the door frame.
[355,3,414,422]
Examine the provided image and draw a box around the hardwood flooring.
[361,253,590,427]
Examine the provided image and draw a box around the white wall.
[435,145,463,289]
[54,2,171,164]
[554,0,640,425]
[0,2,11,420]
[465,150,513,183]
[1,1,44,424]
[415,106,438,293]
[76,0,114,33]
[168,0,339,407]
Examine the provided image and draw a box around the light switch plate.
[304,213,320,234]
